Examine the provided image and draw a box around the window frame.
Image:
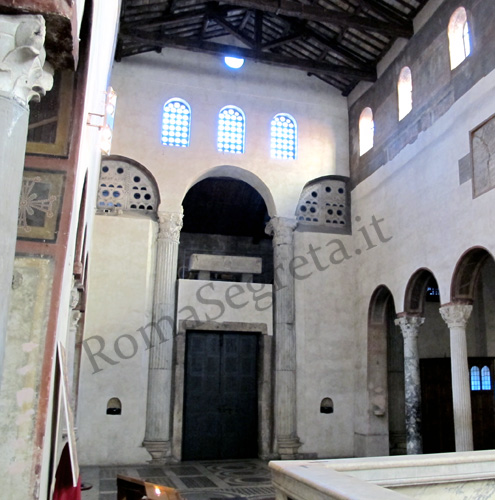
[448,7,471,70]
[217,105,246,154]
[397,66,413,121]
[359,107,374,156]
[270,113,298,160]
[161,98,192,148]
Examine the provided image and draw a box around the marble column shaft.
[266,217,301,459]
[395,316,424,455]
[144,212,182,461]
[439,303,473,451]
[0,14,53,387]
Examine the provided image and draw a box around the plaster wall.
[293,230,358,458]
[350,57,495,456]
[77,215,156,465]
[176,279,273,335]
[109,49,349,217]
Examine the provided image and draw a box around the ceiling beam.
[120,27,376,81]
[261,31,306,50]
[220,0,413,38]
[123,8,208,29]
[356,0,408,25]
[209,10,255,48]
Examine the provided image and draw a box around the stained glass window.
[217,106,245,154]
[270,113,297,160]
[481,366,491,390]
[162,99,191,147]
[471,366,481,391]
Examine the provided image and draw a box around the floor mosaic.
[80,459,275,500]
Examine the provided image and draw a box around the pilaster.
[266,216,301,459]
[143,211,183,462]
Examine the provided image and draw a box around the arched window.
[161,98,191,147]
[470,366,481,391]
[448,7,471,70]
[398,67,413,121]
[270,113,297,159]
[481,366,491,390]
[217,106,245,154]
[359,107,374,156]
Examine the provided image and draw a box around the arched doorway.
[403,269,451,453]
[452,247,495,450]
[367,286,405,456]
[176,176,274,460]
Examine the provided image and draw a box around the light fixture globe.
[224,56,245,69]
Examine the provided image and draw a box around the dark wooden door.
[420,358,455,453]
[470,358,495,450]
[420,357,495,453]
[182,331,258,460]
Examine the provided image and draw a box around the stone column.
[0,15,53,386]
[439,303,473,451]
[144,211,183,462]
[266,217,301,459]
[394,315,424,454]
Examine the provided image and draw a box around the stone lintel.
[189,254,262,274]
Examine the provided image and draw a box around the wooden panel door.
[182,331,258,460]
[420,358,455,454]
[420,357,495,453]
[469,358,495,450]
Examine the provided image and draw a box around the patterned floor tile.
[83,459,275,500]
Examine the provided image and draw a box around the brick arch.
[451,247,494,302]
[404,268,439,315]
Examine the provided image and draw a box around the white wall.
[78,215,156,465]
[110,49,349,217]
[294,230,358,458]
[350,64,495,455]
[177,279,273,334]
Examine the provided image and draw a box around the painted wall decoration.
[26,70,74,157]
[17,169,65,242]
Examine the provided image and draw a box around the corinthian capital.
[157,212,183,244]
[265,217,297,245]
[439,303,473,329]
[395,315,425,339]
[0,14,54,106]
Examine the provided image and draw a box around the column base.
[277,436,302,460]
[143,440,172,463]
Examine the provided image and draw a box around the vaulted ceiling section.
[116,0,428,95]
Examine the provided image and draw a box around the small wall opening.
[106,397,122,415]
[320,397,334,414]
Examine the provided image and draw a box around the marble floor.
[80,459,275,500]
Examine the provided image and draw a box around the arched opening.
[397,66,412,121]
[359,107,374,156]
[448,6,471,70]
[177,176,274,460]
[452,247,495,450]
[367,286,405,456]
[404,269,452,453]
[179,177,272,282]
